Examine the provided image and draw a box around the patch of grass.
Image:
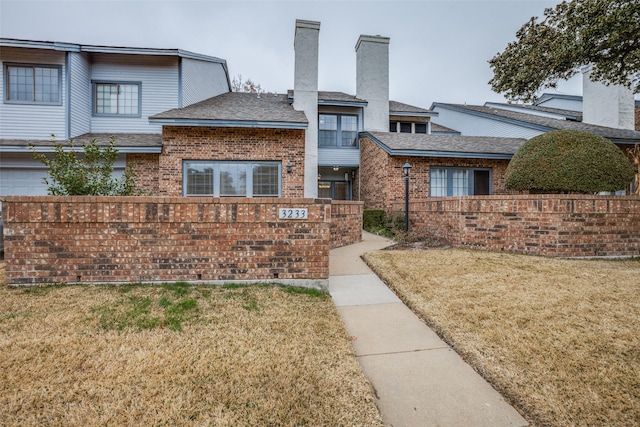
[280,285,327,299]
[242,298,260,312]
[364,248,640,427]
[0,280,382,426]
[92,284,200,332]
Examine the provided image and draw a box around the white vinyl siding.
[0,47,66,139]
[68,52,91,138]
[181,58,229,107]
[90,54,180,133]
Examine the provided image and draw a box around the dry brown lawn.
[0,272,382,426]
[363,248,640,427]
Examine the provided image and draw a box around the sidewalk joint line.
[356,346,451,358]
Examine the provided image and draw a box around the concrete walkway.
[329,232,528,427]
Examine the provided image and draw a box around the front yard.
[0,272,382,426]
[363,248,640,427]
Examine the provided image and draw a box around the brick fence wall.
[395,195,640,257]
[329,200,364,249]
[1,196,365,287]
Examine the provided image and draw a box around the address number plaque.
[278,208,309,220]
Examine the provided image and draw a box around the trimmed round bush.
[505,130,635,193]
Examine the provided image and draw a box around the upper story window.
[430,167,491,197]
[184,161,281,197]
[4,63,61,104]
[390,121,428,134]
[93,82,141,116]
[319,114,358,148]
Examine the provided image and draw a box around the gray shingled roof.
[431,123,460,134]
[0,133,162,152]
[151,92,307,127]
[389,100,435,116]
[435,103,640,144]
[363,131,525,159]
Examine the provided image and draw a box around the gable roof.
[362,131,525,160]
[150,92,308,129]
[431,103,640,145]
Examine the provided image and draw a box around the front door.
[318,181,350,200]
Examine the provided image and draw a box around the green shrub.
[363,209,386,230]
[505,130,635,193]
[31,136,143,196]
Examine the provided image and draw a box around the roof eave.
[361,132,514,160]
[318,100,368,108]
[149,118,308,130]
[0,145,162,154]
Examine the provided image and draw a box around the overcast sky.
[1,0,586,107]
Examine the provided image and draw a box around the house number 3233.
[278,208,308,219]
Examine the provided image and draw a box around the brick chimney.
[582,68,635,130]
[293,19,320,198]
[356,34,390,132]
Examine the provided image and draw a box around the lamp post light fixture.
[403,161,412,232]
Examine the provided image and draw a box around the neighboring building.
[0,38,230,197]
[430,69,640,149]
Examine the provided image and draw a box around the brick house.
[2,20,638,217]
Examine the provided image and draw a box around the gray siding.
[537,98,583,111]
[0,153,126,198]
[318,148,360,166]
[69,52,91,138]
[0,47,66,140]
[90,54,180,133]
[432,107,542,140]
[181,58,228,107]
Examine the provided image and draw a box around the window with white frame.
[430,167,491,197]
[93,82,140,116]
[184,161,281,197]
[4,63,61,104]
[319,114,358,148]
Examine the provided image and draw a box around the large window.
[430,167,491,197]
[4,63,61,104]
[319,114,358,148]
[93,82,140,116]
[184,161,281,197]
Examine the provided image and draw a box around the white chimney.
[582,67,635,130]
[293,19,320,198]
[356,34,390,132]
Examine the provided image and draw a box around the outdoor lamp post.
[403,161,412,231]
